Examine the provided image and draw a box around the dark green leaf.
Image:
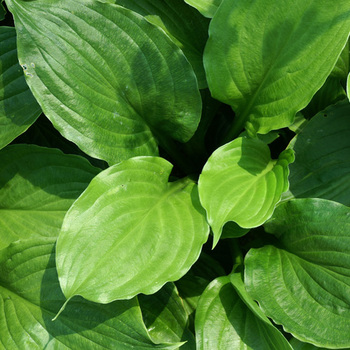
[245,198,350,348]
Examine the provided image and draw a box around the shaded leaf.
[204,0,350,138]
[6,0,201,164]
[0,238,178,349]
[289,337,346,350]
[195,276,292,350]
[0,26,41,150]
[198,137,294,246]
[0,144,99,250]
[330,40,349,80]
[245,198,350,348]
[284,100,350,206]
[113,0,209,88]
[56,156,209,303]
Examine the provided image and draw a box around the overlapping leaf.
[56,156,209,304]
[245,198,350,348]
[285,100,350,205]
[198,137,294,245]
[195,275,292,349]
[112,0,209,88]
[139,283,195,349]
[0,144,99,250]
[183,0,221,18]
[204,0,350,137]
[0,26,41,150]
[6,0,201,164]
[0,238,178,349]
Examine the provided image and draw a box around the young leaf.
[0,238,179,349]
[183,0,221,18]
[112,0,209,88]
[285,100,350,205]
[198,137,294,245]
[0,144,99,250]
[139,282,195,349]
[0,26,41,150]
[6,0,201,164]
[245,198,350,348]
[204,0,350,138]
[195,276,292,350]
[56,156,209,303]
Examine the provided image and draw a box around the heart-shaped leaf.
[204,0,350,137]
[245,198,350,348]
[113,0,209,88]
[0,144,99,250]
[195,275,292,349]
[0,238,179,349]
[198,137,294,245]
[184,0,221,18]
[0,26,41,150]
[285,100,350,206]
[56,156,209,304]
[6,0,201,164]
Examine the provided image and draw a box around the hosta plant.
[1,0,350,349]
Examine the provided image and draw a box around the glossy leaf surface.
[113,0,209,88]
[0,238,178,349]
[285,100,350,205]
[245,199,350,348]
[0,26,41,149]
[6,0,201,164]
[204,0,350,136]
[56,156,209,303]
[198,137,294,245]
[183,0,221,18]
[0,144,99,250]
[195,275,292,349]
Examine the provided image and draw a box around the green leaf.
[56,156,209,303]
[195,275,292,350]
[112,0,209,89]
[245,198,350,348]
[289,337,346,350]
[347,74,350,100]
[330,40,349,80]
[6,0,201,165]
[284,100,350,206]
[0,238,178,349]
[0,1,6,21]
[204,0,350,138]
[139,282,195,349]
[198,137,294,246]
[0,144,99,250]
[0,26,41,150]
[183,0,221,18]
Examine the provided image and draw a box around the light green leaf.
[0,26,41,150]
[139,283,195,349]
[112,0,209,88]
[204,0,350,138]
[6,0,201,165]
[0,238,178,349]
[195,276,292,350]
[56,156,209,304]
[198,137,294,246]
[184,0,221,18]
[330,40,349,80]
[0,144,99,250]
[284,100,350,206]
[245,198,350,348]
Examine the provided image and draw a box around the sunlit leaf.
[198,137,294,245]
[0,238,178,349]
[0,26,41,149]
[183,0,221,18]
[195,275,292,349]
[6,0,201,164]
[245,198,350,348]
[204,0,350,138]
[0,144,99,250]
[56,156,209,304]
